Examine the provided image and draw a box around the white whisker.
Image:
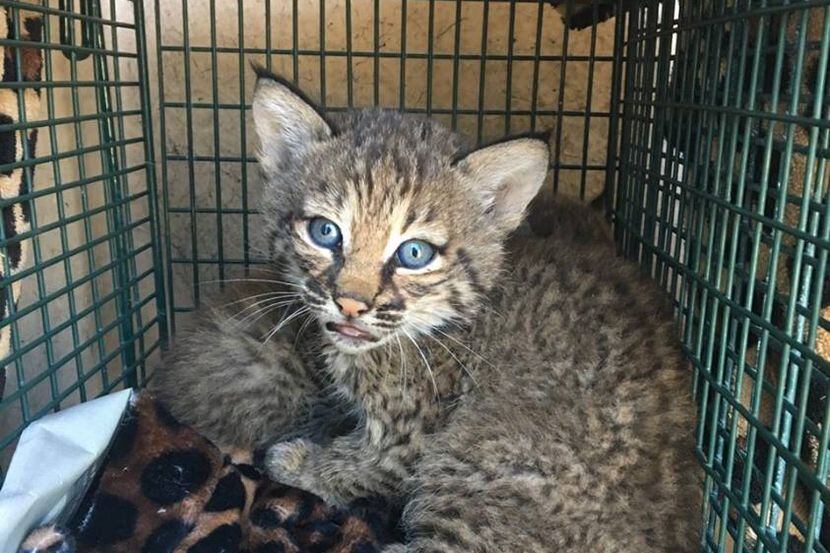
[409,314,494,370]
[227,299,284,326]
[381,340,393,389]
[228,295,300,320]
[435,328,494,368]
[219,290,302,309]
[260,306,311,350]
[402,329,439,402]
[199,277,304,289]
[232,299,300,327]
[395,333,408,398]
[293,311,315,349]
[412,325,478,388]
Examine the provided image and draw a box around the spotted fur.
[155,68,701,551]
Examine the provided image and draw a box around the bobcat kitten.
[153,68,701,552]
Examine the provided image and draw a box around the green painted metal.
[0,2,827,552]
[0,0,165,476]
[615,2,830,552]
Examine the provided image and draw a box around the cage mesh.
[615,1,830,551]
[0,0,165,473]
[152,0,619,317]
[0,1,827,551]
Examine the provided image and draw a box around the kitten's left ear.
[251,65,334,175]
[454,135,551,232]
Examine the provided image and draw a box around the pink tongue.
[327,321,377,341]
[338,325,364,338]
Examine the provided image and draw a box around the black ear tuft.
[250,62,279,82]
[535,128,554,144]
[251,63,336,175]
[251,62,334,123]
[453,129,551,166]
[250,62,335,133]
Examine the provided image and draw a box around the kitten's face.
[252,69,549,354]
[279,144,495,354]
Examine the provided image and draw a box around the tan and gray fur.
[152,68,701,552]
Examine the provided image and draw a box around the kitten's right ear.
[453,134,550,233]
[251,65,334,174]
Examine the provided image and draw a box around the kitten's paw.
[262,439,320,493]
[263,439,315,476]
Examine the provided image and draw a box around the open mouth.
[325,321,379,342]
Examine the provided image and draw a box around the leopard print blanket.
[18,393,400,553]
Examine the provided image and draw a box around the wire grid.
[614,0,830,551]
[0,1,824,551]
[153,0,622,319]
[0,0,165,477]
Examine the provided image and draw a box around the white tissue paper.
[0,388,133,552]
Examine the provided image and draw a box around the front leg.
[263,422,418,505]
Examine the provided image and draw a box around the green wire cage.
[0,0,828,551]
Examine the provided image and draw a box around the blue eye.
[395,239,436,270]
[308,217,342,249]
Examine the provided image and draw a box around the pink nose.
[336,297,369,318]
